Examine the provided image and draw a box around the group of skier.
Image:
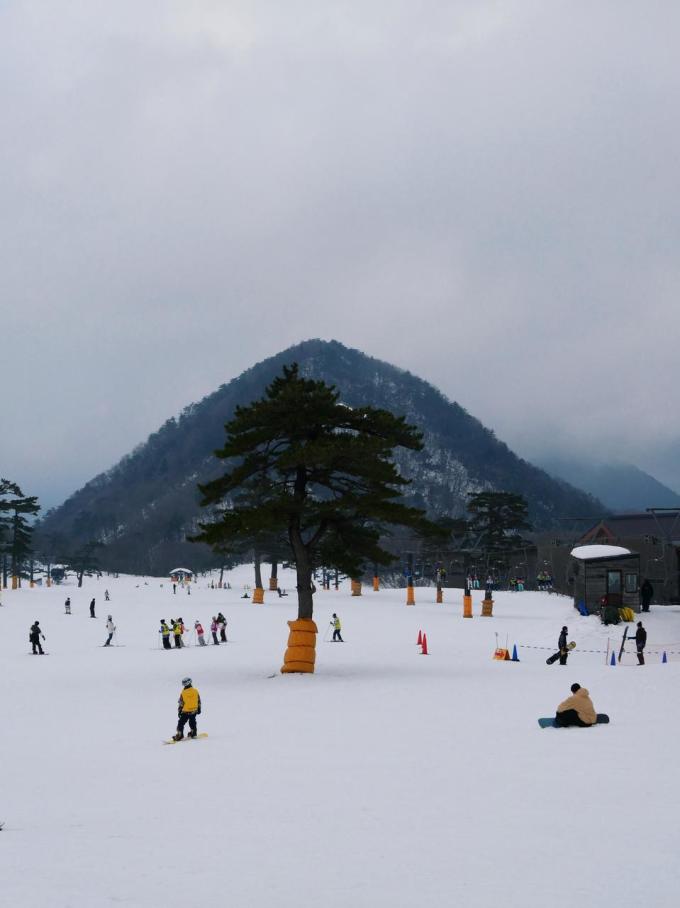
[159,613,228,649]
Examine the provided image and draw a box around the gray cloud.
[2,1,680,509]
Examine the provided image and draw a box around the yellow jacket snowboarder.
[173,677,201,740]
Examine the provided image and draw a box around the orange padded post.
[373,575,380,592]
[281,619,318,674]
[463,593,473,618]
[252,587,265,604]
[406,584,415,605]
[351,579,362,596]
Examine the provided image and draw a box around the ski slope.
[1,568,678,908]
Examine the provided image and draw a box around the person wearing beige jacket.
[555,683,597,727]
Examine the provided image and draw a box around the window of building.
[625,573,639,593]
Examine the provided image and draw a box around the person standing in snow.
[89,598,96,618]
[104,590,110,601]
[104,615,116,646]
[635,621,647,665]
[64,597,71,615]
[29,621,45,655]
[210,617,220,645]
[555,683,597,727]
[173,677,201,741]
[331,613,343,642]
[160,620,172,650]
[195,620,206,646]
[640,579,653,613]
[217,612,227,642]
[558,626,570,665]
[172,619,183,649]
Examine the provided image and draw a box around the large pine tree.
[193,364,440,620]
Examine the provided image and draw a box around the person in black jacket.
[29,621,45,655]
[558,626,569,665]
[635,621,647,665]
[640,579,653,613]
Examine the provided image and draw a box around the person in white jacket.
[104,615,116,647]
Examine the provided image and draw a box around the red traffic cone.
[421,633,428,655]
[417,629,422,645]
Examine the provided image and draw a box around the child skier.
[195,620,206,646]
[104,615,116,646]
[331,613,343,642]
[210,617,220,645]
[172,619,183,648]
[173,677,201,741]
[160,620,172,650]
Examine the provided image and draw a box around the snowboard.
[162,733,208,745]
[546,641,576,664]
[538,714,610,728]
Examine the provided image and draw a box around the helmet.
[182,677,192,688]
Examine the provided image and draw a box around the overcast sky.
[2,1,679,510]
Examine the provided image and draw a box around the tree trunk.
[78,570,84,588]
[289,528,314,620]
[253,551,263,589]
[218,565,224,588]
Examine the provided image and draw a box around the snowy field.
[1,567,679,908]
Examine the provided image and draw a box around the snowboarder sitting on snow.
[173,677,201,741]
[558,626,570,665]
[331,613,343,642]
[555,683,596,728]
[104,615,116,646]
[635,621,647,665]
[29,621,45,655]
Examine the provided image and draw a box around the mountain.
[539,457,680,512]
[38,339,602,573]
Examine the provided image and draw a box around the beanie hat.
[570,683,581,693]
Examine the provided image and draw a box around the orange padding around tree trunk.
[252,587,265,604]
[269,577,278,590]
[351,579,362,596]
[281,619,318,674]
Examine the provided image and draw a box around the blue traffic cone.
[662,651,668,664]
[610,651,616,666]
[511,644,519,662]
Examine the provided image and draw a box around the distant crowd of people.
[159,614,228,648]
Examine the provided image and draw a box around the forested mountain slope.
[38,339,601,573]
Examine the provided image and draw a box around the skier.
[104,615,116,646]
[64,597,71,615]
[635,621,647,665]
[217,612,228,642]
[172,619,183,649]
[89,598,96,618]
[173,583,177,595]
[210,617,220,645]
[172,676,201,741]
[104,589,110,601]
[160,620,172,650]
[640,579,653,613]
[555,683,597,727]
[558,626,570,665]
[195,620,206,646]
[29,621,45,655]
[331,613,343,642]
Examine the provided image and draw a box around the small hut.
[170,567,194,583]
[570,545,640,616]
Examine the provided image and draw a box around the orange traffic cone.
[417,629,422,645]
[421,633,428,655]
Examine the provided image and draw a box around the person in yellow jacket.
[331,613,344,642]
[555,683,597,728]
[173,677,201,741]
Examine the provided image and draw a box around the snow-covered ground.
[1,567,678,907]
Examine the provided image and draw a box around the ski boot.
[172,732,184,742]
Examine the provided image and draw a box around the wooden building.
[577,512,680,604]
[569,545,641,615]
